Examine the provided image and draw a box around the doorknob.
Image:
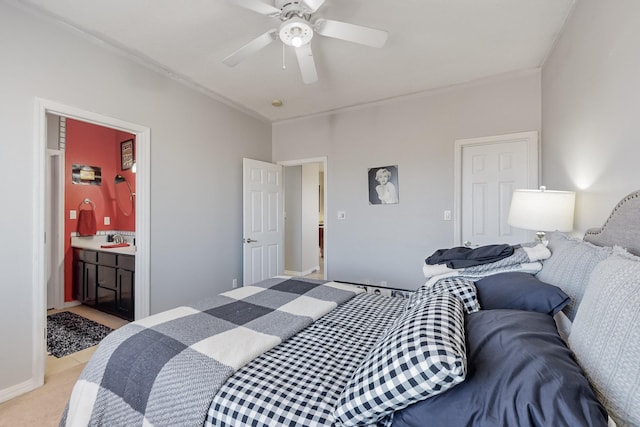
[244,238,258,243]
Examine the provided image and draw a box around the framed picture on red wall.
[120,139,135,170]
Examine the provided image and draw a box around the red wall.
[63,119,136,301]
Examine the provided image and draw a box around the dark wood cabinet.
[74,248,134,321]
[83,262,97,304]
[117,268,134,316]
[74,249,97,305]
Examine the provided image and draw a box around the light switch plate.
[104,216,110,225]
[69,210,77,220]
[337,211,346,220]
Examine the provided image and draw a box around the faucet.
[113,234,125,244]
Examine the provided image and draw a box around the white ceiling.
[19,0,574,122]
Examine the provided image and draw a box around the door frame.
[33,98,151,388]
[453,131,539,245]
[278,156,328,280]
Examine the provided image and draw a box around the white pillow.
[536,231,612,320]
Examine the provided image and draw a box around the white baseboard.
[47,300,80,311]
[0,377,42,404]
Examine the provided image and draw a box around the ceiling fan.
[223,0,389,84]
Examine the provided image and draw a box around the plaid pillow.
[406,277,480,314]
[334,293,467,426]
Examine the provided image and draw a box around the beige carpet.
[0,363,84,427]
[0,306,128,427]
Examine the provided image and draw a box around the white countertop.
[71,236,136,255]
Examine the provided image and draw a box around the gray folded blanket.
[426,244,514,268]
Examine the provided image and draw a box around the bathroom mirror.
[114,174,135,216]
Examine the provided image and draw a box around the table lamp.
[507,186,576,243]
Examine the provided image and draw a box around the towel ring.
[78,198,96,210]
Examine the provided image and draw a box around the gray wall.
[542,0,640,233]
[301,163,320,271]
[284,166,303,272]
[0,2,270,395]
[273,71,541,289]
[284,164,320,274]
[46,113,60,149]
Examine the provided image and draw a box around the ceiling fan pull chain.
[282,43,286,70]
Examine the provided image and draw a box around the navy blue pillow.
[474,272,569,315]
[391,310,608,427]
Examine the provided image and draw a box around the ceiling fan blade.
[301,0,326,13]
[223,30,277,67]
[232,0,281,17]
[315,18,388,48]
[295,44,318,84]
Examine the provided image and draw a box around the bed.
[60,190,640,427]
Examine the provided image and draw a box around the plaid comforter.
[60,278,363,427]
[206,293,408,427]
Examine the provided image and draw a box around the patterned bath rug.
[47,311,113,358]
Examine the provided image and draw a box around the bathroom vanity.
[73,244,135,321]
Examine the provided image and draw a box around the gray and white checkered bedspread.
[205,292,408,427]
[60,278,363,427]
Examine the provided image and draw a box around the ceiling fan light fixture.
[291,35,303,47]
[279,18,313,47]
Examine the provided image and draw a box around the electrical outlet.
[380,281,387,287]
[364,279,370,285]
[232,278,238,288]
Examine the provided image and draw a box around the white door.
[454,132,538,247]
[243,158,284,285]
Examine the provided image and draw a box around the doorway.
[280,157,327,280]
[33,98,150,390]
[49,116,137,313]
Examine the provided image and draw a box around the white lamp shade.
[508,188,576,232]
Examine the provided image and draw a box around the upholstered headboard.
[571,189,640,427]
[583,190,640,255]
